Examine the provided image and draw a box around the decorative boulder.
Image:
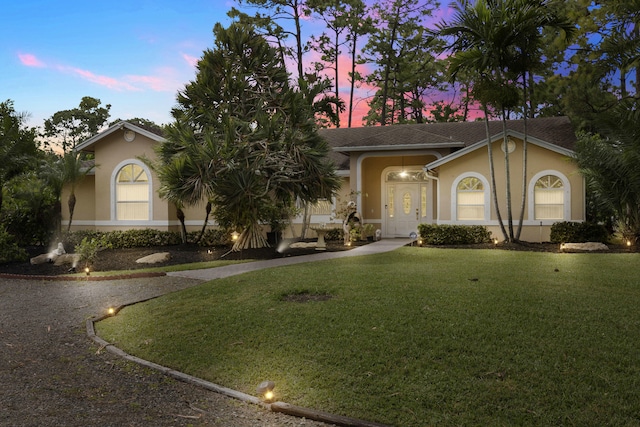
[560,242,609,252]
[30,253,52,265]
[54,253,81,266]
[289,242,317,249]
[136,252,171,264]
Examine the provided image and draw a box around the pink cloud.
[57,66,140,91]
[126,67,181,92]
[182,53,199,68]
[18,53,46,67]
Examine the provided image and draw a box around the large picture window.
[534,174,564,220]
[115,163,149,220]
[456,176,485,220]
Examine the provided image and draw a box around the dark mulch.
[0,240,363,277]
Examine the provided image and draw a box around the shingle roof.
[319,116,576,153]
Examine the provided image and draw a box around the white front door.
[386,182,421,237]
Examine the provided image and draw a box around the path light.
[107,307,115,316]
[231,231,239,241]
[493,238,499,245]
[85,267,90,277]
[256,380,275,402]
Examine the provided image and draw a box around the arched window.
[534,174,564,220]
[456,176,485,220]
[114,162,150,220]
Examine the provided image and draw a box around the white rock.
[289,242,317,249]
[136,252,171,264]
[560,242,609,252]
[54,253,81,266]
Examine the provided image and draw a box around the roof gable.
[425,128,575,170]
[75,120,165,152]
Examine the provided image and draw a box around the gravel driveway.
[0,275,328,427]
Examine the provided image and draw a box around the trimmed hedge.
[550,221,609,244]
[418,224,492,245]
[61,228,229,250]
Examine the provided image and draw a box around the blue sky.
[2,0,237,129]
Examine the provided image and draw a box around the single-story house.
[63,116,583,242]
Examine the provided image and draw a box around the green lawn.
[96,247,640,426]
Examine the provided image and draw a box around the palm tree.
[438,0,512,241]
[63,151,94,232]
[509,0,574,240]
[439,0,573,242]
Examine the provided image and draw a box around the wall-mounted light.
[256,380,275,402]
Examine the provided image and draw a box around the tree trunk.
[348,32,358,128]
[516,72,529,241]
[67,192,76,232]
[195,201,212,244]
[502,114,515,242]
[232,223,269,251]
[176,207,187,244]
[483,105,508,241]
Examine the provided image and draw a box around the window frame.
[111,159,153,222]
[528,170,571,223]
[451,173,491,222]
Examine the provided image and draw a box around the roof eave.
[332,142,465,153]
[425,130,575,170]
[75,121,166,152]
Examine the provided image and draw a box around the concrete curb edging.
[87,305,393,427]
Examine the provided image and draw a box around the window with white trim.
[457,177,485,220]
[534,174,564,220]
[115,163,149,220]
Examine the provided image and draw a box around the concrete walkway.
[167,238,413,281]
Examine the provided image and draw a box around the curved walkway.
[0,239,410,427]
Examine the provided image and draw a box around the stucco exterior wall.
[61,175,95,228]
[434,137,584,242]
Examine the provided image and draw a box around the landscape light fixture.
[85,267,90,276]
[256,380,275,402]
[627,240,632,247]
[231,231,240,241]
[107,307,115,316]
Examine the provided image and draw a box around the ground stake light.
[256,380,275,402]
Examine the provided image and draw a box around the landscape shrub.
[62,228,232,250]
[0,228,28,263]
[75,237,102,268]
[190,229,229,247]
[324,227,343,241]
[550,221,609,243]
[418,224,492,245]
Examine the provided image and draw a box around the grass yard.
[96,247,640,426]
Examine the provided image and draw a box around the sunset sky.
[2,1,457,131]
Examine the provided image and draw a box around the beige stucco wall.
[435,137,584,242]
[61,175,95,227]
[63,130,213,233]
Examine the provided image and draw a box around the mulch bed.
[0,240,364,277]
[0,240,635,278]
